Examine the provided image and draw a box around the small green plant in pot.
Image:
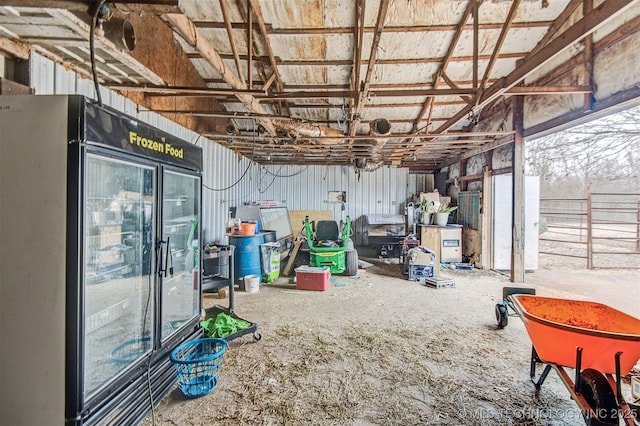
[433,204,457,226]
[417,199,437,224]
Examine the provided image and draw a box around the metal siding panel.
[30,52,55,94]
[53,63,75,94]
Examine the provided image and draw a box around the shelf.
[202,276,231,293]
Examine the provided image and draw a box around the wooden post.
[481,165,492,269]
[636,200,640,253]
[511,95,525,283]
[586,187,593,269]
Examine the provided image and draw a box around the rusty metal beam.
[192,20,555,34]
[478,0,520,96]
[435,0,638,135]
[248,0,287,114]
[392,0,479,162]
[158,3,344,146]
[505,85,591,95]
[351,0,365,117]
[417,0,478,134]
[116,86,479,98]
[0,0,181,12]
[188,51,527,65]
[594,11,640,51]
[528,0,583,58]
[523,85,640,138]
[204,130,513,143]
[115,82,591,104]
[347,0,365,150]
[349,0,390,137]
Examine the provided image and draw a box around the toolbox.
[408,264,434,281]
[421,276,456,289]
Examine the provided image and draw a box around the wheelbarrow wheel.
[495,303,508,328]
[579,368,618,425]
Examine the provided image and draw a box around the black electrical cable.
[202,122,259,192]
[262,165,308,178]
[142,236,155,425]
[191,133,203,146]
[90,0,106,106]
[202,159,252,192]
[142,270,155,426]
[258,165,283,194]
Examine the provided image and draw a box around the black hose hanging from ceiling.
[90,0,107,106]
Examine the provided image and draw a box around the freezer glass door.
[84,154,156,398]
[161,169,200,340]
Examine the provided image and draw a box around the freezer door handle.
[166,236,173,276]
[156,237,174,277]
[156,239,163,276]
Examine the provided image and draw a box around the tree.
[525,106,640,196]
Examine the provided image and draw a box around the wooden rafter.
[219,0,245,86]
[247,0,286,102]
[111,83,590,106]
[475,0,521,107]
[203,130,514,143]
[435,0,637,134]
[417,0,478,134]
[348,0,390,137]
[0,0,181,13]
[247,0,253,88]
[352,0,365,112]
[441,73,472,103]
[163,13,278,135]
[346,0,365,153]
[527,0,583,58]
[192,20,555,34]
[389,0,479,163]
[583,0,594,111]
[187,51,528,66]
[473,0,479,89]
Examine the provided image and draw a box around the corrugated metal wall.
[29,52,413,247]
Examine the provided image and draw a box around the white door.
[492,175,540,271]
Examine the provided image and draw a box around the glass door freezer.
[1,95,203,426]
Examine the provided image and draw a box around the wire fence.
[539,189,640,269]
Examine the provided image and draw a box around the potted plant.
[433,203,458,226]
[417,199,437,224]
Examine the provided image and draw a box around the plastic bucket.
[240,222,256,235]
[262,230,277,243]
[244,274,260,293]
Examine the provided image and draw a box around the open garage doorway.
[525,105,640,271]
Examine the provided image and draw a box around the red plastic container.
[510,294,640,375]
[295,266,330,291]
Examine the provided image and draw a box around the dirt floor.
[142,249,639,426]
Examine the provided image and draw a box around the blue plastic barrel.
[229,235,265,284]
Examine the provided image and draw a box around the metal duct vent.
[354,118,391,172]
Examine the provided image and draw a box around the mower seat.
[315,220,339,242]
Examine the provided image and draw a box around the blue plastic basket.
[109,337,152,363]
[170,338,228,398]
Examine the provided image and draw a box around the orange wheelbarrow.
[502,290,640,425]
